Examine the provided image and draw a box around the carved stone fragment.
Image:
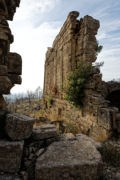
[5,113,35,140]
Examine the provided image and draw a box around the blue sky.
[9,0,120,93]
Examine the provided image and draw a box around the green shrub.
[64,61,93,107]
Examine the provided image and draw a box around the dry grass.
[8,98,49,127]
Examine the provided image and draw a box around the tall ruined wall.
[43,11,120,142]
[44,11,99,97]
[0,0,22,111]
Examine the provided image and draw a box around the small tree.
[64,61,93,107]
[64,60,103,108]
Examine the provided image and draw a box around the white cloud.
[13,0,60,22]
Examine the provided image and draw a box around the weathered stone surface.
[0,65,7,75]
[32,124,58,140]
[0,76,12,94]
[36,136,102,180]
[43,11,120,141]
[5,113,35,140]
[0,0,20,21]
[76,134,102,150]
[0,140,24,173]
[115,172,120,180]
[43,11,99,97]
[0,95,7,110]
[8,53,22,75]
[0,0,22,95]
[8,74,22,85]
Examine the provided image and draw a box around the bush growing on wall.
[64,60,103,107]
[64,61,93,107]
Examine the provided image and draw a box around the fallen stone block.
[0,140,24,173]
[5,114,35,140]
[36,135,103,180]
[32,124,58,141]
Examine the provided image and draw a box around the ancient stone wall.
[0,0,22,111]
[43,11,120,141]
[44,11,99,97]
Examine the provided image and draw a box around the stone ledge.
[32,124,58,141]
[36,134,103,180]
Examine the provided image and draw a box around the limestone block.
[83,15,100,35]
[8,53,22,75]
[0,76,12,94]
[0,20,13,43]
[0,140,24,173]
[0,65,7,75]
[32,124,58,141]
[5,114,35,140]
[36,135,102,180]
[8,74,22,85]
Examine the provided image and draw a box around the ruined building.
[0,3,119,179]
[0,3,104,179]
[43,11,120,142]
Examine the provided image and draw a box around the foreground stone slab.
[32,124,58,140]
[0,140,24,173]
[36,136,102,180]
[5,114,35,140]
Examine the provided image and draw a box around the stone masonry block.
[5,114,35,140]
[0,140,24,173]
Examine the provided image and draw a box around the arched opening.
[106,90,120,110]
